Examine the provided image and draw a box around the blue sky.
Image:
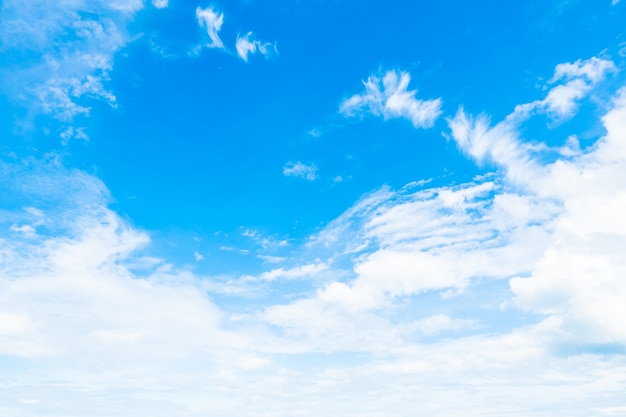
[2,0,626,416]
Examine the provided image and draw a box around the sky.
[1,0,626,416]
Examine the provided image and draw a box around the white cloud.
[448,109,540,184]
[0,0,140,134]
[195,6,225,49]
[410,314,476,336]
[507,86,626,345]
[151,0,168,8]
[10,224,37,238]
[283,161,318,181]
[0,158,256,398]
[512,57,616,121]
[257,255,287,264]
[235,31,277,62]
[60,126,89,144]
[266,56,626,359]
[257,263,328,282]
[340,70,442,128]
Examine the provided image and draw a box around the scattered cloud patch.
[60,126,89,144]
[196,6,225,49]
[283,161,318,181]
[308,128,322,137]
[151,0,168,8]
[257,263,328,282]
[236,32,277,62]
[241,229,289,249]
[266,56,626,358]
[512,57,616,121]
[340,70,442,128]
[0,0,139,136]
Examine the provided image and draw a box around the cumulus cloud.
[508,87,626,345]
[283,161,318,181]
[195,6,225,49]
[340,70,442,128]
[235,32,277,62]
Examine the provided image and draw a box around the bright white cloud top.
[1,1,626,417]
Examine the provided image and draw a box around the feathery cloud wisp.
[236,32,277,62]
[196,6,225,49]
[340,70,443,128]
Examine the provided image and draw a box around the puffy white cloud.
[235,31,277,62]
[195,6,225,49]
[340,70,442,128]
[508,87,626,345]
[0,158,262,412]
[282,161,318,181]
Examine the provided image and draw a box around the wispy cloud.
[511,57,616,121]
[283,161,318,181]
[257,263,328,282]
[340,70,443,128]
[195,6,225,49]
[235,32,277,62]
[0,0,142,139]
